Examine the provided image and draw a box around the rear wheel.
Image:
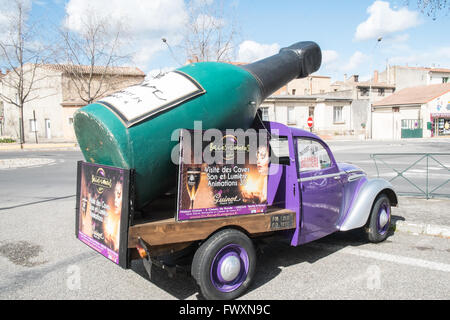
[364,194,391,243]
[191,229,256,300]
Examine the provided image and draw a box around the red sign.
[307,117,313,128]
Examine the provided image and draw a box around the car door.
[296,137,344,243]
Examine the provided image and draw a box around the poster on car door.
[75,161,132,268]
[176,129,269,221]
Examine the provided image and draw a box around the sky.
[3,0,450,82]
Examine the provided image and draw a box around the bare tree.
[405,0,449,19]
[0,0,51,146]
[58,14,133,105]
[179,0,241,63]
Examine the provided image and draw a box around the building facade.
[378,65,450,90]
[0,64,145,142]
[274,75,332,96]
[260,94,356,136]
[261,72,396,138]
[371,83,450,140]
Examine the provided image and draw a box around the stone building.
[0,64,145,142]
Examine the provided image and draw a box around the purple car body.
[263,121,398,246]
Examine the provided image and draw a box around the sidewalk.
[392,196,450,238]
[0,142,79,151]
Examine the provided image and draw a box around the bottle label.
[98,71,205,127]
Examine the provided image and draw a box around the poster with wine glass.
[75,161,133,268]
[176,129,269,221]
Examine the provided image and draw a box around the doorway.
[45,119,51,139]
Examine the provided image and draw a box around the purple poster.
[76,162,130,265]
[177,129,269,221]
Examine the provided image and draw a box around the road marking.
[310,243,450,273]
[0,158,61,170]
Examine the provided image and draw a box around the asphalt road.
[0,140,449,300]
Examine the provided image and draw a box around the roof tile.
[373,83,450,106]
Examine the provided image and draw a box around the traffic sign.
[307,117,313,128]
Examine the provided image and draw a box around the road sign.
[307,117,313,128]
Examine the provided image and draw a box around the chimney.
[186,56,200,64]
[374,70,379,83]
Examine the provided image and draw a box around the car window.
[296,138,331,173]
[269,136,289,158]
[269,136,290,165]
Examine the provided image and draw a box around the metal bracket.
[142,255,153,280]
[137,237,178,279]
[138,237,153,279]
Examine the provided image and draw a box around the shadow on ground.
[128,221,403,300]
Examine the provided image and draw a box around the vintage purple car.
[263,121,397,244]
[184,121,398,299]
[75,120,398,300]
[152,121,397,299]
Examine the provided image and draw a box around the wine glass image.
[186,168,202,209]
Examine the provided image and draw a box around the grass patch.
[0,138,16,143]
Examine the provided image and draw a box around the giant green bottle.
[74,41,322,210]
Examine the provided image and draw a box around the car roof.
[263,121,323,141]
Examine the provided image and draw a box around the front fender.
[339,178,397,231]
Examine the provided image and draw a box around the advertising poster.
[297,140,322,172]
[75,161,132,267]
[177,129,269,221]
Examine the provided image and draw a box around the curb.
[393,221,450,238]
[0,143,78,151]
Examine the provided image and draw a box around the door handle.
[333,176,340,180]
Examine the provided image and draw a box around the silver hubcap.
[379,209,389,228]
[220,255,241,282]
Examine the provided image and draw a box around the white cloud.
[355,1,420,41]
[341,51,369,71]
[0,0,32,44]
[389,46,450,68]
[322,50,339,65]
[64,0,188,70]
[194,13,225,30]
[237,40,280,63]
[192,0,214,7]
[0,0,31,26]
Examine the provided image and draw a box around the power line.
[162,38,183,66]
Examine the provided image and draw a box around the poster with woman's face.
[177,129,269,221]
[76,162,129,265]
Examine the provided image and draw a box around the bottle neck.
[238,41,322,99]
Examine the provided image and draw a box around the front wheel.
[364,194,391,243]
[191,229,256,300]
